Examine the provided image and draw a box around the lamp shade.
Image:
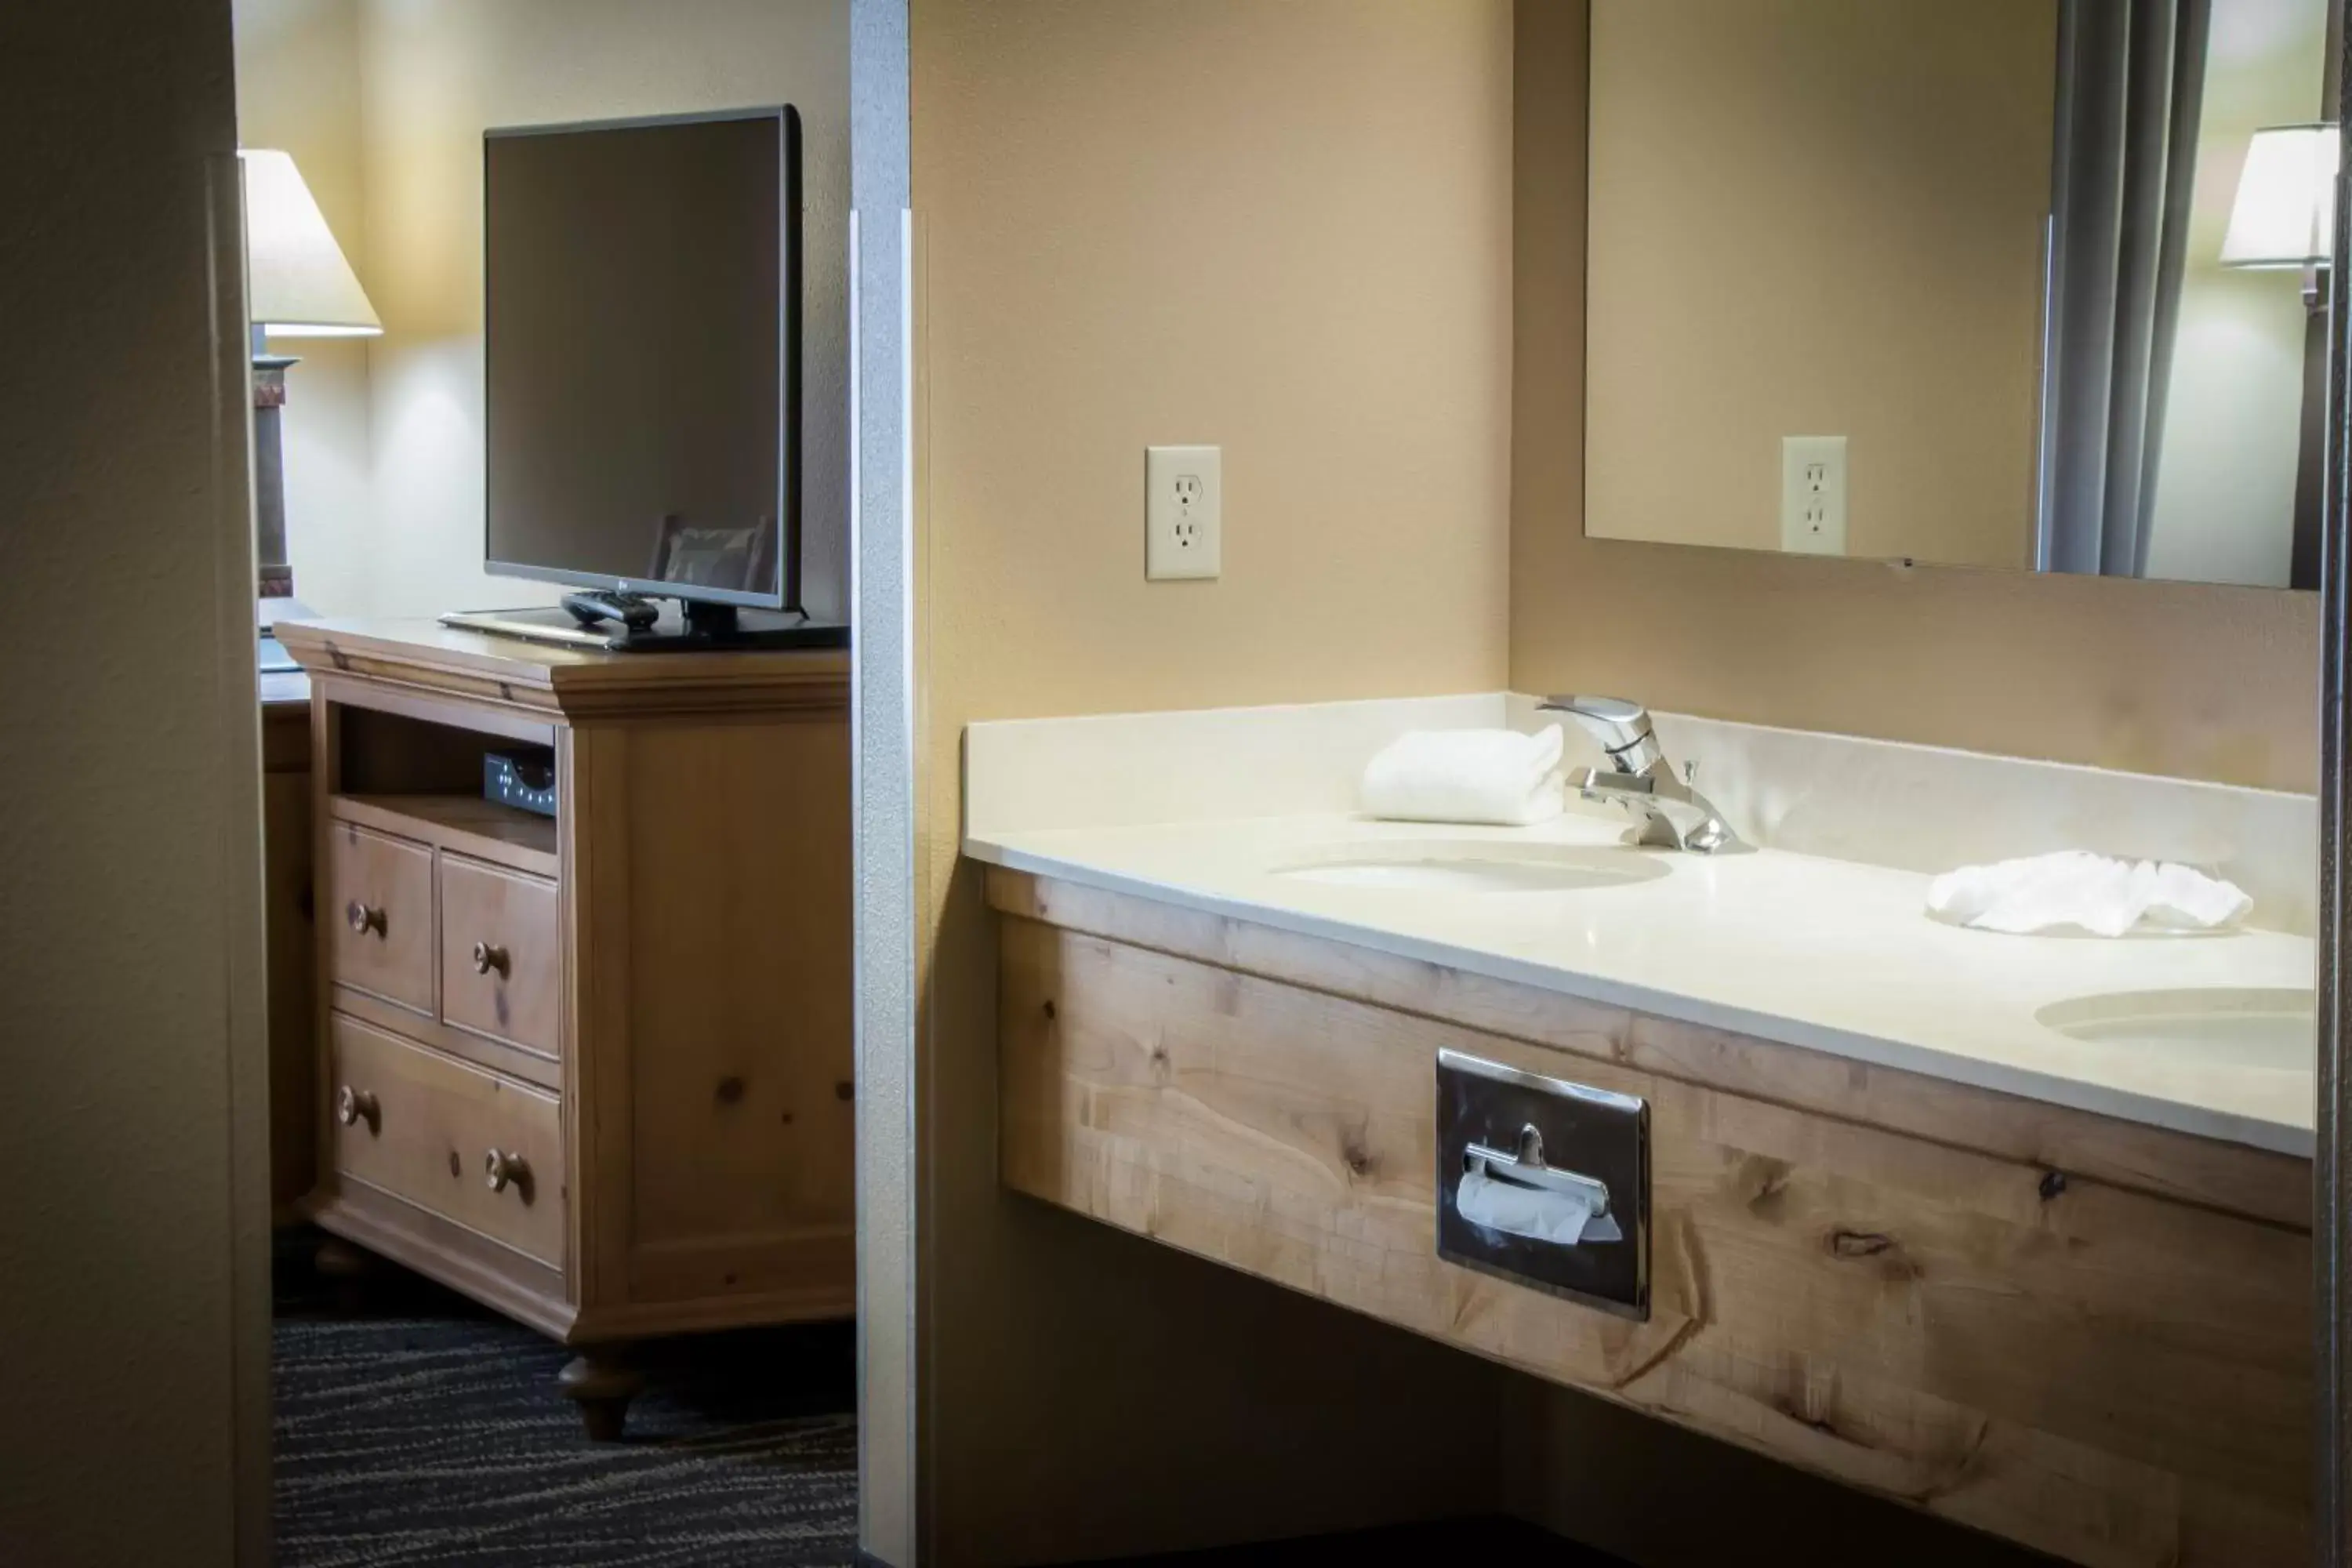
[2221,124,2339,269]
[239,148,382,336]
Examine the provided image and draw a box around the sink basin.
[2034,988,2314,1070]
[1272,840,1669,895]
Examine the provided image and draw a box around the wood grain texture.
[437,854,561,1060]
[309,1179,575,1341]
[566,720,631,1321]
[570,713,857,1315]
[326,1014,566,1268]
[325,820,434,1018]
[279,618,850,724]
[332,984,561,1092]
[996,910,2311,1568]
[339,793,559,878]
[297,623,855,1347]
[986,869,2310,1230]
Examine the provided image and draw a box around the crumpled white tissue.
[1360,726,1566,827]
[1925,850,2251,938]
[1456,1167,1599,1246]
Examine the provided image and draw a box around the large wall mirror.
[1582,0,2339,589]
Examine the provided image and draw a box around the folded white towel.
[1456,1167,1625,1247]
[1925,850,2251,938]
[1360,726,1566,827]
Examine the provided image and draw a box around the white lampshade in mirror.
[2220,123,2339,270]
[238,148,382,336]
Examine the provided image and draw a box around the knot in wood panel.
[1828,1229,1896,1258]
[1739,1154,1793,1217]
[715,1076,746,1105]
[1827,1228,1922,1283]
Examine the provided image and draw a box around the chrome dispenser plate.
[1436,1048,1650,1320]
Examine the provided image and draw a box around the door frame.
[2317,11,2352,1563]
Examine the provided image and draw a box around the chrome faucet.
[1538,695,1748,855]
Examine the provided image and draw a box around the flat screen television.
[479,106,811,646]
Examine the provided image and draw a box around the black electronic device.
[485,746,559,818]
[562,589,660,632]
[479,105,808,650]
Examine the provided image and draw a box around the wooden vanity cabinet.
[281,619,855,1437]
[990,867,2312,1568]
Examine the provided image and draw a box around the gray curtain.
[2041,0,2212,577]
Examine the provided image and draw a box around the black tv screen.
[484,107,800,610]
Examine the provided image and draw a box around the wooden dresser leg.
[557,1350,644,1442]
[312,1236,376,1312]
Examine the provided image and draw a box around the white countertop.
[964,811,2317,1156]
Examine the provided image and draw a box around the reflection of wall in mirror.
[1583,0,2056,569]
[2143,0,2330,590]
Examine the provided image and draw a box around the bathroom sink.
[1271,840,1669,895]
[2034,988,2314,1071]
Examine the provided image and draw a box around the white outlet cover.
[1147,445,1221,580]
[1780,435,1848,557]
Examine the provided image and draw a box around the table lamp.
[239,148,380,605]
[2222,123,2339,590]
[2221,122,2339,310]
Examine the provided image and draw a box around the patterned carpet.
[271,1235,1621,1567]
[273,1230,858,1567]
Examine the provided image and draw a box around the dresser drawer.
[327,1014,565,1268]
[327,820,434,1015]
[439,853,561,1058]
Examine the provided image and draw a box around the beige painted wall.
[1516,0,2318,794]
[910,0,1517,1559]
[234,0,379,618]
[1584,0,2054,569]
[0,0,271,1561]
[234,0,851,622]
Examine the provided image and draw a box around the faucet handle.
[1539,695,1663,771]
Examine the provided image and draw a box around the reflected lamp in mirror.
[238,148,380,606]
[2222,123,2339,310]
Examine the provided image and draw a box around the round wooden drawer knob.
[485,1149,531,1195]
[470,941,511,978]
[346,901,386,938]
[336,1085,379,1131]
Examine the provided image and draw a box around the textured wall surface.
[909,1,1519,1560]
[0,0,270,1561]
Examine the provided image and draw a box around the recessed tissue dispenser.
[1436,1048,1651,1320]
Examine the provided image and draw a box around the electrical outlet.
[1780,435,1848,556]
[1146,445,1221,580]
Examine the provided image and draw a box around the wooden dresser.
[279,619,853,1437]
